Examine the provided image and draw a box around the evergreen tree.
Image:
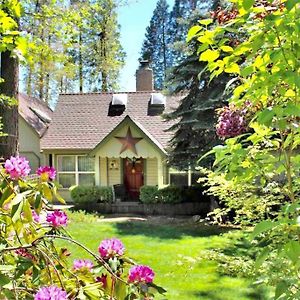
[140,0,170,90]
[168,0,219,65]
[165,52,228,170]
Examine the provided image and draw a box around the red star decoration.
[115,127,143,154]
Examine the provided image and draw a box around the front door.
[123,158,144,200]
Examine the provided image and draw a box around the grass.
[58,211,269,300]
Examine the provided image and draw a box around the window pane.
[78,156,95,172]
[79,173,95,186]
[57,156,75,172]
[170,173,188,186]
[59,174,76,188]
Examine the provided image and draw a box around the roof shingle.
[19,93,53,137]
[41,92,180,150]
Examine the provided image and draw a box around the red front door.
[123,158,144,200]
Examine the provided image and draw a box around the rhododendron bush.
[0,157,165,299]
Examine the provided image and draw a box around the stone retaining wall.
[75,201,211,216]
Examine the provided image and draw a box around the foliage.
[141,0,219,90]
[71,186,113,207]
[21,0,125,103]
[0,157,164,299]
[158,185,182,204]
[139,185,159,204]
[189,0,300,297]
[140,0,170,90]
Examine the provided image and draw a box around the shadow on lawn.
[192,289,268,300]
[114,220,230,240]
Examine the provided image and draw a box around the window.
[169,168,188,186]
[57,155,95,188]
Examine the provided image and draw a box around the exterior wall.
[19,117,43,172]
[146,158,158,186]
[107,158,121,186]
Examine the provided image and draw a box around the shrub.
[71,186,113,207]
[158,185,182,204]
[181,185,210,203]
[0,156,165,299]
[140,185,159,203]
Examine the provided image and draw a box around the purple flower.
[46,210,68,227]
[36,166,56,181]
[15,248,35,261]
[73,259,94,272]
[34,285,67,300]
[4,156,31,180]
[216,105,247,138]
[98,238,125,259]
[128,265,155,284]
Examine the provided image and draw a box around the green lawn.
[59,211,268,300]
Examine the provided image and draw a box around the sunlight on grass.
[58,211,268,300]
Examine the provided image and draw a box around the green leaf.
[275,281,289,299]
[224,63,240,74]
[242,0,254,10]
[286,0,298,10]
[199,19,213,26]
[220,45,233,52]
[284,241,300,264]
[200,49,220,62]
[0,273,11,286]
[257,109,275,126]
[187,25,202,42]
[251,220,278,239]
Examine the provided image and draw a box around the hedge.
[139,186,159,204]
[71,186,113,209]
[140,185,207,204]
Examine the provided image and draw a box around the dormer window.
[112,94,128,106]
[150,93,166,106]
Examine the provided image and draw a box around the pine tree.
[164,1,230,170]
[168,0,219,65]
[140,0,170,90]
[165,52,229,170]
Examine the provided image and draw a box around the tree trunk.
[0,51,19,159]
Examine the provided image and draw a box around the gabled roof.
[41,92,181,151]
[18,93,53,137]
[90,115,167,156]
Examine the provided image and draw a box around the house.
[41,62,194,201]
[18,93,53,172]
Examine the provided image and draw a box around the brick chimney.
[136,60,154,91]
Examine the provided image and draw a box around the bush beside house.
[71,186,113,211]
[140,185,208,204]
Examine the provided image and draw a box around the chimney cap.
[139,59,151,69]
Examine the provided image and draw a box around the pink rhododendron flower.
[216,105,247,138]
[34,285,67,300]
[73,259,94,271]
[128,265,155,284]
[46,210,68,227]
[4,156,31,180]
[98,238,125,259]
[36,166,56,181]
[15,248,35,261]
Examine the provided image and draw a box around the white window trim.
[57,155,95,188]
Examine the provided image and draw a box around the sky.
[117,0,175,92]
